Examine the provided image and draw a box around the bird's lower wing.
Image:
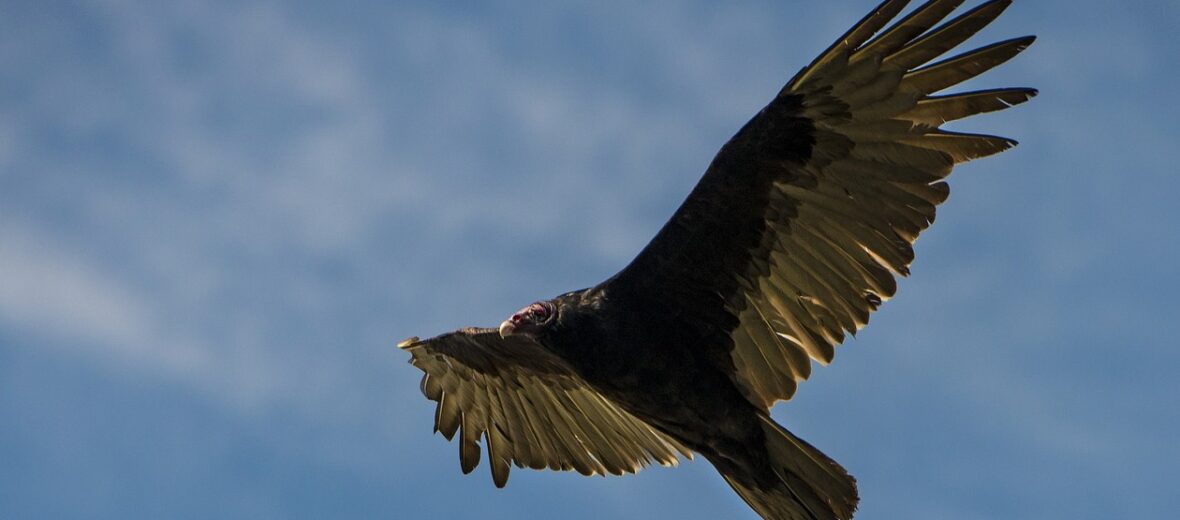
[399,328,691,487]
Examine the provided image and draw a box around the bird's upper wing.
[607,0,1035,409]
[398,328,692,486]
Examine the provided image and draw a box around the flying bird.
[399,1,1035,518]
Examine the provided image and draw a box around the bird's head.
[499,301,557,340]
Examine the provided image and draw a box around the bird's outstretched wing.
[609,0,1036,409]
[399,329,692,486]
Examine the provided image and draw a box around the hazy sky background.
[2,0,1177,518]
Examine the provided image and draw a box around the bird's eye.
[529,302,554,322]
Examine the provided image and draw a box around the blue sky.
[2,0,1177,518]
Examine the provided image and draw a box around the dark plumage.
[399,1,1035,518]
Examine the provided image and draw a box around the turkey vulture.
[399,1,1035,518]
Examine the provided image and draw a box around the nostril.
[511,314,523,322]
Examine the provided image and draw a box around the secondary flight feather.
[399,1,1035,518]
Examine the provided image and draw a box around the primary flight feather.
[399,1,1035,518]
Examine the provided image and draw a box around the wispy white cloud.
[0,224,212,377]
[0,0,732,419]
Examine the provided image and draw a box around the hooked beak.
[498,319,516,339]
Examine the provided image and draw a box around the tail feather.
[720,416,858,520]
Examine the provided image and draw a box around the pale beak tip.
[498,320,515,339]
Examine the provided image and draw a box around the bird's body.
[399,1,1035,518]
[544,287,766,470]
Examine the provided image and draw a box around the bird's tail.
[719,415,858,520]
